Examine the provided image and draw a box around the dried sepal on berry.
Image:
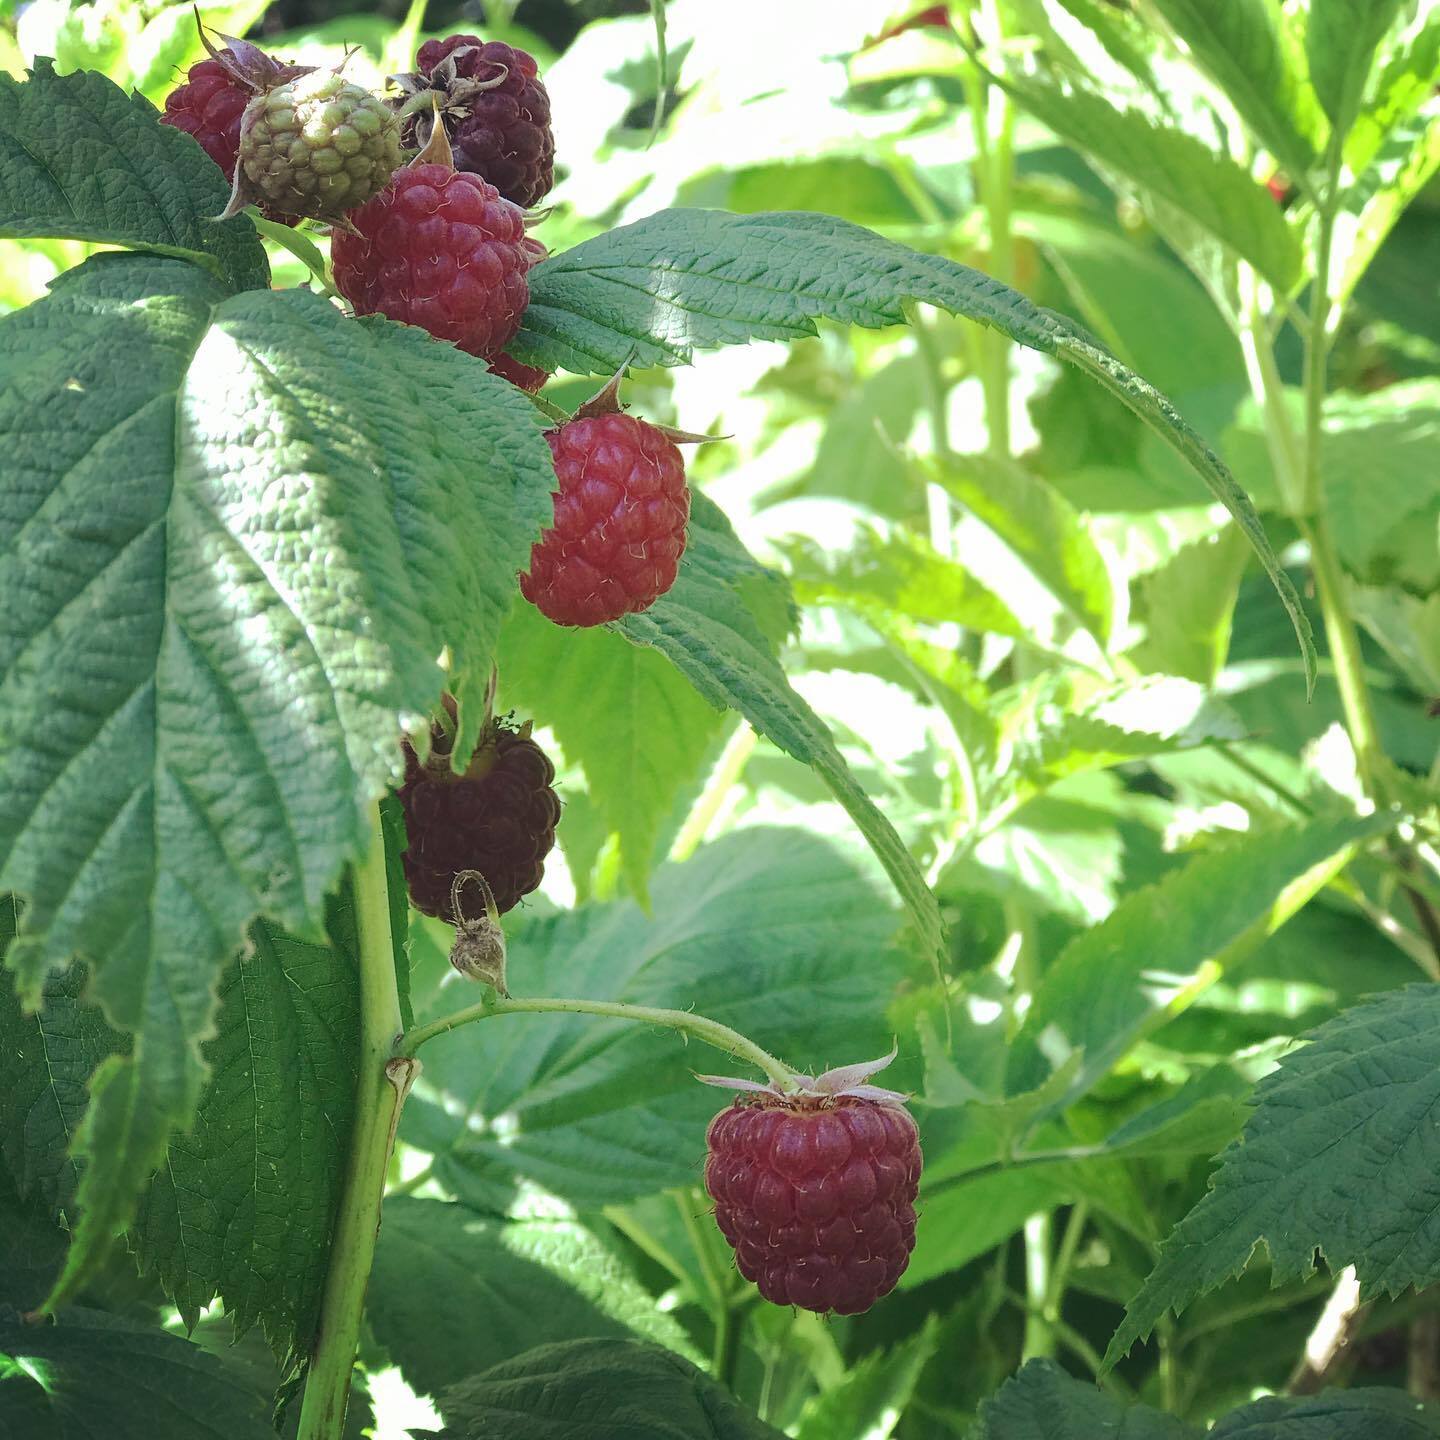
[696,1047,909,1106]
[447,869,508,993]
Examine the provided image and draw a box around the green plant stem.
[672,1192,738,1385]
[297,804,412,1440]
[669,723,757,863]
[1021,1214,1055,1360]
[397,993,795,1091]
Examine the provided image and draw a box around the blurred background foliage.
[4,0,1439,1435]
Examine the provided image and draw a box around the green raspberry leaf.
[1211,1389,1440,1438]
[973,1358,1197,1439]
[0,1306,276,1438]
[1106,984,1440,1369]
[616,494,945,969]
[0,60,268,292]
[133,898,361,1355]
[421,1337,786,1440]
[369,1199,701,1403]
[0,253,555,1304]
[497,599,725,906]
[515,207,1313,690]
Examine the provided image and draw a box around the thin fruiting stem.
[297,804,412,1440]
[396,993,795,1091]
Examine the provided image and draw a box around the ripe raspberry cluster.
[397,712,561,922]
[705,1088,921,1315]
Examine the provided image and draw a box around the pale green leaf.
[496,603,723,905]
[1132,527,1251,684]
[0,254,555,1300]
[369,1199,699,1404]
[0,60,266,290]
[1307,0,1407,139]
[133,899,360,1355]
[0,1306,275,1438]
[1149,0,1324,179]
[617,494,946,967]
[1106,986,1440,1367]
[1346,11,1440,170]
[427,1338,785,1440]
[793,1316,939,1440]
[1006,813,1390,1112]
[514,208,1312,681]
[997,78,1303,292]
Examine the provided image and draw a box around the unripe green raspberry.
[239,71,401,221]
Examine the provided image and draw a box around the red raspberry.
[487,235,550,391]
[701,1058,922,1316]
[404,35,554,209]
[331,163,530,359]
[397,710,560,921]
[520,414,690,627]
[161,56,250,179]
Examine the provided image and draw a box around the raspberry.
[396,35,554,209]
[397,710,560,922]
[332,163,530,358]
[486,235,550,390]
[520,414,690,627]
[239,70,401,222]
[701,1057,922,1316]
[161,57,250,180]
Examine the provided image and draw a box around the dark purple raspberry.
[398,712,560,921]
[400,35,554,209]
[704,1090,921,1315]
[331,162,530,359]
[161,56,250,179]
[520,414,690,627]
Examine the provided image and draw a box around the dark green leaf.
[428,1337,785,1439]
[0,900,124,1209]
[0,60,266,291]
[369,1198,698,1402]
[133,896,360,1354]
[0,254,555,1301]
[1210,1389,1440,1437]
[411,828,906,1207]
[0,1306,274,1439]
[972,1358,1197,1439]
[1107,985,1440,1366]
[617,494,945,967]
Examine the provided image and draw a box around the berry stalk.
[395,993,795,1091]
[297,803,414,1440]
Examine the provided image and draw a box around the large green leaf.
[0,899,124,1209]
[1211,1390,1440,1438]
[1005,813,1390,1112]
[0,254,555,1301]
[972,1358,1196,1439]
[616,494,945,966]
[424,1338,785,1440]
[0,1305,274,1438]
[996,79,1303,293]
[496,603,724,905]
[792,1318,939,1440]
[133,898,360,1354]
[514,208,1313,680]
[1107,985,1440,1367]
[369,1198,698,1403]
[0,60,266,291]
[1148,0,1324,180]
[1307,0,1408,140]
[406,828,906,1208]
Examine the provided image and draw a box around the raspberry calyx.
[700,1052,922,1316]
[392,35,555,209]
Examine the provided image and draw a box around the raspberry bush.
[3,3,1440,1439]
